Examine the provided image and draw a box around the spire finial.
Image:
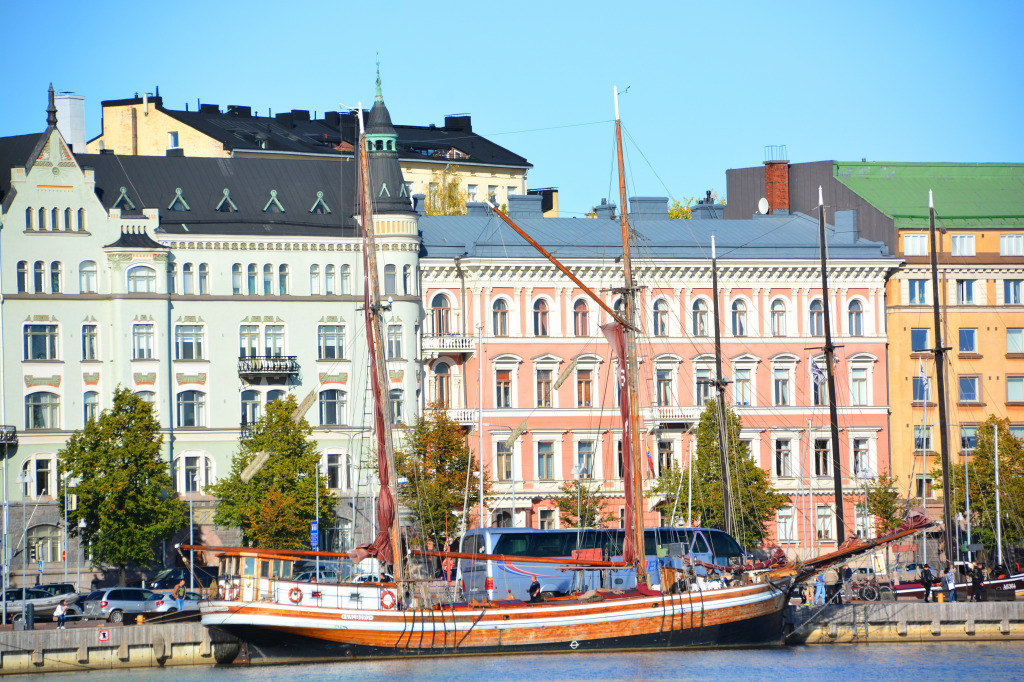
[375,55,383,103]
[46,83,57,127]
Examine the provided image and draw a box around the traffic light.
[28,546,36,561]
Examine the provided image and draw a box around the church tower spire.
[46,83,58,128]
[364,63,413,214]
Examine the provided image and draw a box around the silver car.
[80,588,159,623]
[151,590,203,613]
[2,587,79,624]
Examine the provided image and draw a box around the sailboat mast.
[928,190,955,565]
[710,237,733,535]
[818,188,847,545]
[614,87,648,586]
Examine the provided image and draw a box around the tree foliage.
[866,473,908,534]
[668,189,725,219]
[208,395,332,549]
[424,165,469,216]
[931,415,1024,554]
[649,402,787,549]
[57,387,187,585]
[549,479,618,529]
[395,406,488,545]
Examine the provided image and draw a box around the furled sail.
[601,322,639,567]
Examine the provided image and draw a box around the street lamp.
[63,473,70,584]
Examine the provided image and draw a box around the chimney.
[227,105,252,117]
[290,109,310,123]
[444,114,472,133]
[199,103,220,114]
[593,198,617,220]
[466,202,489,217]
[764,159,790,214]
[629,197,669,219]
[55,91,86,153]
[412,194,426,216]
[508,194,544,220]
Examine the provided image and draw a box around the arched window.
[433,364,451,407]
[167,262,177,294]
[809,299,824,336]
[310,264,320,295]
[173,452,215,493]
[848,300,864,337]
[389,389,404,425]
[34,261,45,293]
[199,263,209,294]
[319,389,347,426]
[431,294,451,335]
[231,264,242,295]
[653,299,669,336]
[692,299,709,336]
[492,299,509,337]
[25,207,33,230]
[247,264,257,295]
[241,389,261,425]
[17,261,27,293]
[182,263,194,295]
[267,389,286,404]
[49,262,62,294]
[51,208,58,231]
[731,299,747,336]
[176,390,206,427]
[403,265,411,295]
[263,264,273,295]
[84,391,99,422]
[135,391,156,405]
[64,207,72,231]
[38,207,46,231]
[340,265,351,295]
[28,524,61,560]
[384,264,396,295]
[770,299,786,337]
[78,208,86,231]
[78,263,97,296]
[277,264,288,295]
[127,265,156,293]
[573,300,589,337]
[325,264,336,295]
[533,299,549,336]
[25,392,60,430]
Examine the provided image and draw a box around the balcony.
[644,405,701,429]
[239,423,260,441]
[238,355,299,382]
[0,426,17,447]
[447,409,479,427]
[422,334,476,359]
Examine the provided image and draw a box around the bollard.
[25,603,35,630]
[136,613,145,625]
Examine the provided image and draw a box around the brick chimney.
[764,160,790,213]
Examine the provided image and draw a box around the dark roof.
[77,152,361,237]
[104,226,166,249]
[0,133,46,209]
[99,96,531,169]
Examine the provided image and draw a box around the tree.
[668,190,726,219]
[931,415,1024,556]
[57,387,187,586]
[209,395,332,549]
[424,165,468,216]
[395,406,488,546]
[648,402,787,549]
[866,473,908,534]
[549,479,618,529]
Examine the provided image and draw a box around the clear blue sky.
[3,0,1022,218]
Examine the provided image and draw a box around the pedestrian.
[920,563,934,603]
[842,565,854,600]
[173,579,187,611]
[527,575,542,603]
[971,561,984,602]
[814,573,826,605]
[54,599,68,629]
[945,567,957,602]
[825,567,841,604]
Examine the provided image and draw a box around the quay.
[786,602,1024,644]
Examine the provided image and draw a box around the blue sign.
[310,521,319,551]
[38,560,44,573]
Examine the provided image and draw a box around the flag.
[918,358,929,390]
[810,358,826,386]
[646,445,655,476]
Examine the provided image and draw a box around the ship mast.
[613,87,648,586]
[709,236,734,536]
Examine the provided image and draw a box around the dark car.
[144,566,219,591]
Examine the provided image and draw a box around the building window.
[692,299,709,336]
[537,442,554,480]
[813,372,828,406]
[389,389,404,425]
[127,266,156,293]
[533,300,549,336]
[951,234,975,256]
[957,279,975,304]
[536,370,552,407]
[540,509,555,530]
[277,264,288,295]
[430,295,451,335]
[1007,376,1024,403]
[339,264,351,295]
[133,323,155,360]
[904,234,928,256]
[177,391,205,427]
[25,393,59,430]
[851,367,868,405]
[319,389,347,426]
[961,426,978,452]
[386,324,402,359]
[264,325,284,357]
[696,367,712,405]
[433,363,451,407]
[167,262,177,294]
[616,441,624,478]
[848,300,864,336]
[816,505,833,540]
[496,370,512,408]
[573,300,589,337]
[814,439,830,477]
[78,208,86,232]
[261,264,272,295]
[958,376,979,403]
[492,299,509,336]
[914,425,933,451]
[48,262,61,293]
[853,439,869,476]
[496,443,513,481]
[239,325,259,358]
[17,261,27,293]
[241,390,261,426]
[180,263,194,295]
[383,264,396,295]
[577,369,593,407]
[913,375,930,402]
[24,324,58,360]
[136,391,156,405]
[326,453,351,490]
[1005,279,1023,305]
[959,328,977,353]
[809,299,824,336]
[577,441,595,477]
[730,300,747,336]
[916,475,933,499]
[246,264,257,295]
[168,131,179,148]
[175,325,204,360]
[734,368,751,406]
[770,300,786,336]
[82,324,98,361]
[908,279,927,304]
[231,264,242,295]
[773,368,790,406]
[653,299,669,336]
[774,439,792,477]
[34,261,44,293]
[777,507,795,542]
[1009,328,1024,354]
[309,265,320,295]
[911,328,930,352]
[318,325,345,360]
[1000,234,1024,256]
[658,440,673,474]
[173,454,214,493]
[34,459,54,497]
[656,369,673,406]
[403,265,411,295]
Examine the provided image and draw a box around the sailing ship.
[192,87,928,664]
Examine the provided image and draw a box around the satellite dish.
[757,197,770,215]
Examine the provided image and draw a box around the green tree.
[648,402,787,549]
[395,406,488,545]
[931,415,1024,555]
[867,473,908,534]
[424,165,469,215]
[209,395,332,549]
[549,479,618,529]
[57,387,187,586]
[668,190,726,219]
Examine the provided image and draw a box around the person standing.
[825,567,841,604]
[527,576,542,603]
[54,599,68,629]
[920,564,934,603]
[842,565,854,600]
[814,573,826,604]
[971,561,984,602]
[945,567,957,602]
[173,579,187,611]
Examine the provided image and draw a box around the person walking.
[920,564,934,603]
[945,567,957,602]
[971,561,984,602]
[173,579,187,611]
[54,599,68,629]
[814,573,826,605]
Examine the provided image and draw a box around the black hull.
[213,608,786,665]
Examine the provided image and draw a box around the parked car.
[151,590,203,613]
[144,566,219,590]
[1,587,81,624]
[80,588,159,623]
[294,570,342,583]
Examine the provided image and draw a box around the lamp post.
[15,470,28,587]
[189,464,195,591]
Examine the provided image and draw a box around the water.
[16,643,1022,681]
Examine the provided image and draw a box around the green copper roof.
[834,162,1024,230]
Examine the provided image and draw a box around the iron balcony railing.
[237,355,299,378]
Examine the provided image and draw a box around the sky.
[2,1,1022,218]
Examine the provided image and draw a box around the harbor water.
[9,643,1021,681]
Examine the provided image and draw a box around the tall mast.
[614,87,648,586]
[928,189,955,566]
[818,187,847,545]
[994,422,1002,566]
[710,236,733,535]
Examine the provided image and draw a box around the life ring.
[229,584,241,601]
[289,587,303,604]
[380,589,397,610]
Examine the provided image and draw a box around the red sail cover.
[601,322,639,566]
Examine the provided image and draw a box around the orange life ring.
[229,584,241,601]
[289,587,303,604]
[380,589,397,610]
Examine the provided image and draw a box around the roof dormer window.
[263,189,285,214]
[112,186,136,211]
[216,188,238,212]
[167,187,191,212]
[309,191,331,215]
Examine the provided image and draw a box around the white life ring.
[380,589,397,609]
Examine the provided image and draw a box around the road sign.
[310,521,319,551]
[38,560,43,573]
[98,630,110,642]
